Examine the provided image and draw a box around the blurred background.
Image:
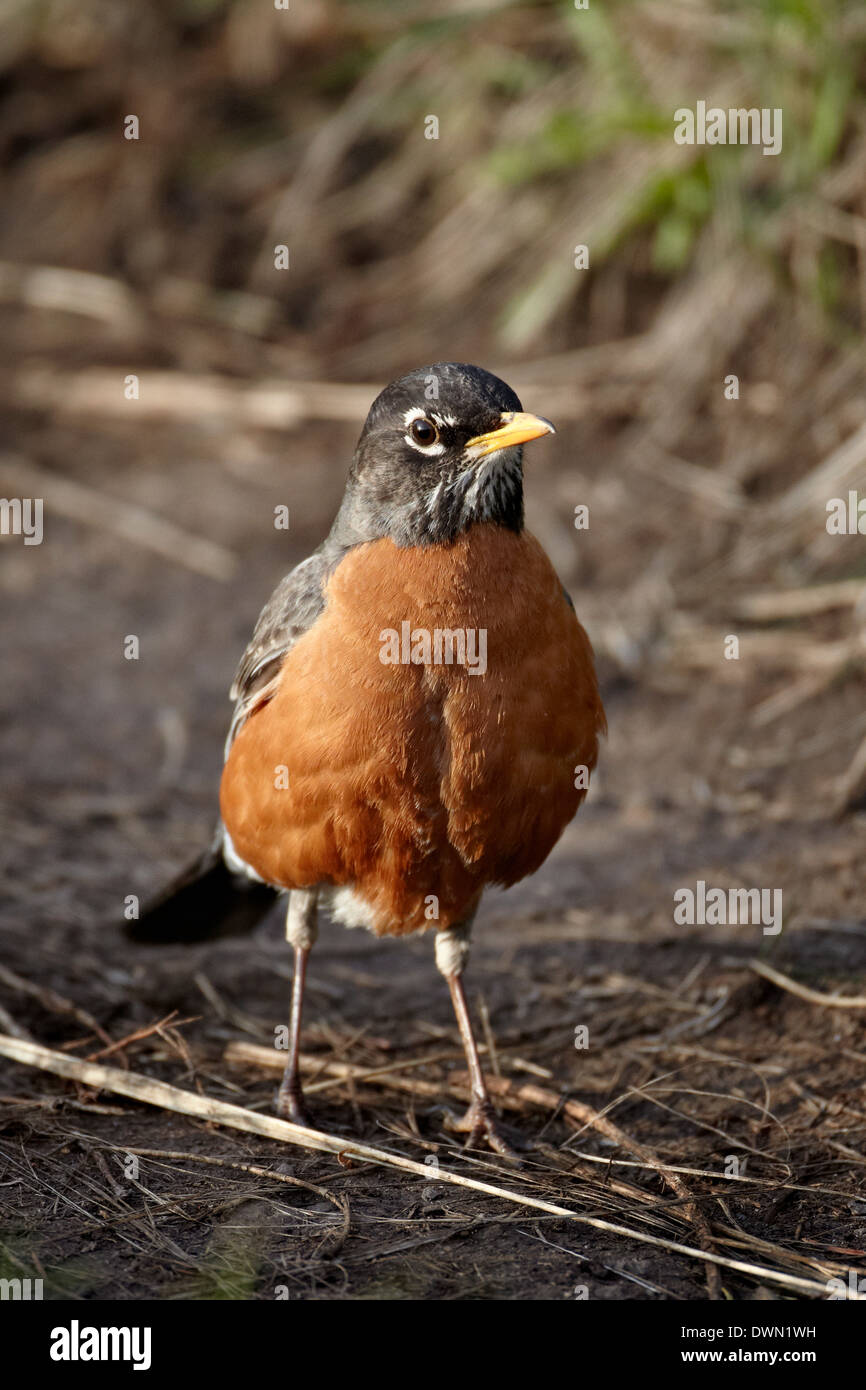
[3,0,865,890]
[1,0,866,1300]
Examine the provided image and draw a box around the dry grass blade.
[93,1143,346,1213]
[9,368,378,429]
[748,960,866,1008]
[0,262,143,330]
[776,422,866,521]
[84,1012,198,1064]
[569,1151,854,1200]
[0,1002,33,1042]
[834,730,866,815]
[0,962,113,1048]
[734,581,866,621]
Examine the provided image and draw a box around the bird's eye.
[410,417,439,446]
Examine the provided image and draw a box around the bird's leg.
[435,923,518,1157]
[275,889,318,1127]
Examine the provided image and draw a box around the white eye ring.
[403,407,445,455]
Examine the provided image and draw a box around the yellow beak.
[464,411,556,459]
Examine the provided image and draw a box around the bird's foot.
[448,1096,521,1158]
[275,1083,315,1129]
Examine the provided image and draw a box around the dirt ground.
[2,392,865,1302]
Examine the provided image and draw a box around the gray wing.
[224,548,336,753]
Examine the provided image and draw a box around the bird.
[129,362,606,1153]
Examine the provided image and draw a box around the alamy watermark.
[674,880,782,935]
[50,1321,151,1370]
[674,102,782,157]
[379,623,487,676]
[0,1277,43,1299]
[0,497,42,545]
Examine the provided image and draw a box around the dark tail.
[126,845,279,944]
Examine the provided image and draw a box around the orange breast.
[220,523,605,935]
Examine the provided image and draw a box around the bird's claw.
[448,1097,521,1158]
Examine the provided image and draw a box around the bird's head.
[331,362,555,548]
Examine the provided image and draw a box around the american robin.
[130,362,605,1153]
